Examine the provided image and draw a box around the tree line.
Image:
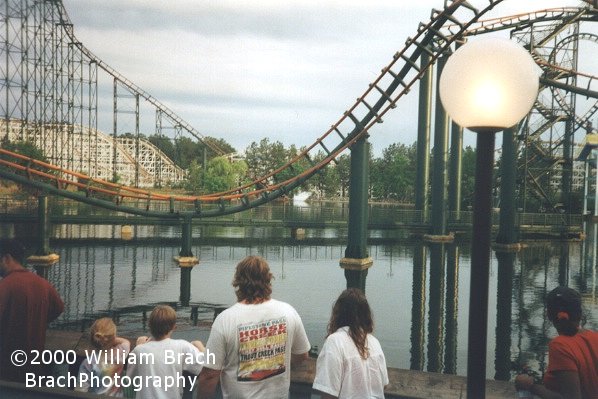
[4,132,583,212]
[149,134,480,208]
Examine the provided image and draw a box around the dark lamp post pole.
[466,129,496,398]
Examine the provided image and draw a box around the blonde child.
[75,317,131,396]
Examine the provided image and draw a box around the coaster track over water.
[1,1,597,218]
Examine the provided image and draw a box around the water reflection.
[410,243,459,375]
[427,243,445,373]
[494,251,514,381]
[410,244,426,370]
[444,244,459,375]
[2,224,596,380]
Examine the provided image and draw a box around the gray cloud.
[61,0,584,154]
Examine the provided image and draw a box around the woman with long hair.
[313,288,388,399]
[515,286,598,399]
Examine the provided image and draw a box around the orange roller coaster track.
[2,0,597,218]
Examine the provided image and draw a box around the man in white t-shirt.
[198,256,311,399]
[126,305,205,399]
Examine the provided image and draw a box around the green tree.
[118,132,146,140]
[2,139,48,164]
[370,143,416,201]
[203,157,248,194]
[336,154,351,198]
[0,139,53,195]
[245,138,287,184]
[310,151,341,198]
[173,137,201,169]
[183,160,203,192]
[203,137,236,159]
[149,135,236,169]
[148,134,176,161]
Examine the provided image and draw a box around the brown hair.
[327,288,373,359]
[90,318,117,349]
[546,286,582,336]
[232,256,273,303]
[149,305,177,339]
[0,239,26,264]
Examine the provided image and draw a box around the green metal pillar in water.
[30,194,59,276]
[180,218,193,257]
[178,217,197,304]
[415,52,433,223]
[561,118,573,219]
[37,194,51,256]
[180,267,192,307]
[496,127,518,245]
[175,217,198,266]
[448,121,463,221]
[341,135,372,291]
[430,56,449,236]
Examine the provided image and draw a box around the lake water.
[2,210,597,381]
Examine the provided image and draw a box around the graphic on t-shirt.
[237,317,287,381]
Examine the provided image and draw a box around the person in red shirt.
[0,239,64,383]
[515,286,598,399]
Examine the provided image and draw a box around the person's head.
[232,256,273,303]
[328,288,373,359]
[0,239,26,276]
[546,286,582,336]
[90,317,117,350]
[149,305,177,340]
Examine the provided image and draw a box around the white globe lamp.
[438,37,539,399]
[439,37,540,132]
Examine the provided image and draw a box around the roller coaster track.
[51,4,228,158]
[1,1,597,218]
[447,5,598,211]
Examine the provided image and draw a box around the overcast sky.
[61,0,586,154]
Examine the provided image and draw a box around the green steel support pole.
[343,135,371,290]
[562,119,573,214]
[345,136,370,259]
[180,267,192,307]
[180,218,193,257]
[494,251,514,381]
[583,161,589,216]
[448,121,463,221]
[344,269,369,292]
[415,52,433,223]
[112,78,118,182]
[496,127,518,244]
[33,194,54,278]
[37,194,50,256]
[431,56,449,236]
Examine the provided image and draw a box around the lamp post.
[439,38,539,398]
